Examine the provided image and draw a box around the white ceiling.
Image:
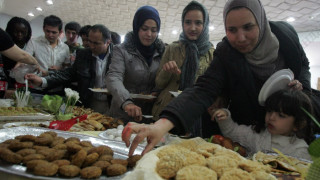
[1,0,320,44]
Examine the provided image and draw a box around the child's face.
[265,111,296,136]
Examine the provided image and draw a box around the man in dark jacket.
[25,24,113,114]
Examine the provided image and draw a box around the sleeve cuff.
[41,77,48,88]
[121,99,134,110]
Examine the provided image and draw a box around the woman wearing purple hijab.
[106,6,165,124]
[122,0,314,156]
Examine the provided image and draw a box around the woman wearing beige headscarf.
[121,0,313,156]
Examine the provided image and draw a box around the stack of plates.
[258,69,294,106]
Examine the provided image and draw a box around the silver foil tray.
[0,127,144,180]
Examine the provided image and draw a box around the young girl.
[213,89,314,160]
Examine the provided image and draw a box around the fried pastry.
[250,170,277,180]
[92,160,111,172]
[207,156,239,177]
[127,155,142,167]
[33,161,59,176]
[66,141,83,153]
[59,165,81,177]
[8,141,33,151]
[52,159,70,167]
[71,149,87,167]
[26,159,48,171]
[239,160,271,173]
[23,154,45,164]
[80,166,102,179]
[16,148,36,156]
[220,168,254,180]
[107,164,127,176]
[99,154,113,162]
[82,152,99,167]
[176,164,218,180]
[156,154,184,179]
[111,159,128,167]
[17,135,36,142]
[88,145,113,156]
[0,148,23,164]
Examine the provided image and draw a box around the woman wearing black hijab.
[106,6,165,124]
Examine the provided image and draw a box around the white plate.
[130,94,156,99]
[89,88,109,93]
[258,69,294,106]
[169,91,181,97]
[88,88,156,100]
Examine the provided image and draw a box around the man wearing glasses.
[25,24,113,114]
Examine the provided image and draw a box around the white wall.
[0,13,69,42]
[1,13,44,38]
[298,31,320,90]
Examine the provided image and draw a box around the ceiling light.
[28,12,34,17]
[158,33,162,36]
[209,25,215,31]
[36,7,42,11]
[172,30,177,35]
[286,17,295,22]
[121,35,125,43]
[46,0,53,5]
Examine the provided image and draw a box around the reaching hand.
[212,109,228,121]
[24,73,43,87]
[124,104,142,122]
[162,61,181,74]
[122,119,174,156]
[288,80,303,91]
[48,66,60,71]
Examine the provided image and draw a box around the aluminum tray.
[0,109,54,121]
[2,121,51,129]
[0,127,144,180]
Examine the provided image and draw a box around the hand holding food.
[162,60,181,74]
[122,119,174,156]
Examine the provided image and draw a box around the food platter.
[2,121,50,129]
[0,127,144,180]
[0,107,54,121]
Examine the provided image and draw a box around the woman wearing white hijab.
[122,0,313,156]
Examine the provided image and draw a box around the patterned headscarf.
[132,6,161,66]
[179,1,212,90]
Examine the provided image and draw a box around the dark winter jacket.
[160,21,311,135]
